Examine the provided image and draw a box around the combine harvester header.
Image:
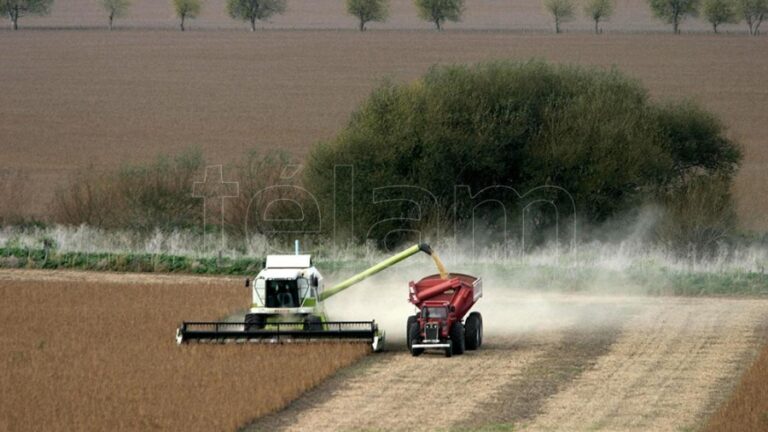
[176,243,443,351]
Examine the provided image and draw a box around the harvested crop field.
[249,295,768,432]
[0,270,369,432]
[1,31,767,229]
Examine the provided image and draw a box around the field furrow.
[527,298,768,431]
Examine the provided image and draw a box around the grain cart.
[407,273,483,357]
[176,243,441,352]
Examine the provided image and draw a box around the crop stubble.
[247,296,768,432]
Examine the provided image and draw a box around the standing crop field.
[0,271,369,431]
[705,343,768,432]
[1,31,766,230]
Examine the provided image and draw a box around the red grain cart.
[407,273,483,357]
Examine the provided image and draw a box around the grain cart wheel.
[465,312,483,350]
[450,321,465,355]
[408,322,424,357]
[406,315,417,351]
[245,314,266,331]
[303,315,323,331]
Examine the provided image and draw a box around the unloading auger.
[175,243,443,351]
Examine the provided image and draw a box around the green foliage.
[100,0,130,29]
[226,0,286,31]
[0,247,261,275]
[543,0,575,33]
[117,149,204,231]
[734,0,767,34]
[172,0,201,30]
[652,101,741,180]
[655,174,738,255]
[346,0,388,31]
[0,0,53,29]
[53,148,205,232]
[703,0,738,32]
[305,61,741,248]
[648,0,699,33]
[584,0,615,33]
[414,0,464,30]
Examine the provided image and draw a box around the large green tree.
[226,0,286,31]
[648,0,699,33]
[172,0,200,31]
[584,0,615,33]
[305,61,741,248]
[702,0,737,33]
[0,0,53,30]
[346,0,388,31]
[100,0,130,31]
[543,0,575,33]
[735,0,766,34]
[414,0,464,30]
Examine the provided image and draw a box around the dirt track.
[248,296,768,432]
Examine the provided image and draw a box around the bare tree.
[703,0,737,32]
[0,0,53,30]
[735,0,766,34]
[648,0,699,33]
[584,0,614,33]
[100,0,130,31]
[347,0,388,31]
[226,0,286,32]
[172,0,201,31]
[414,0,464,30]
[544,0,575,33]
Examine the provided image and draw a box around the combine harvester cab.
[407,273,483,357]
[176,243,439,352]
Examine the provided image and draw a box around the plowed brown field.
[0,30,767,229]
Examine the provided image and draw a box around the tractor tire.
[450,321,465,355]
[245,314,266,331]
[408,322,424,357]
[406,315,417,351]
[465,312,483,350]
[444,341,453,358]
[303,315,323,331]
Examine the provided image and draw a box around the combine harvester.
[176,243,441,351]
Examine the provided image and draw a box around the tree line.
[1,0,764,34]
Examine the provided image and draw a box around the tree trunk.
[109,14,114,31]
[594,18,599,34]
[713,22,718,33]
[673,17,679,34]
[555,17,561,34]
[435,18,441,30]
[10,8,18,30]
[250,17,256,32]
[359,19,365,31]
[180,15,185,32]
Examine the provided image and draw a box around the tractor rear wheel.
[408,322,423,357]
[406,315,417,351]
[303,315,323,331]
[465,312,483,350]
[450,321,465,355]
[245,314,266,331]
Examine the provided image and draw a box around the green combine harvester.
[176,243,444,351]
